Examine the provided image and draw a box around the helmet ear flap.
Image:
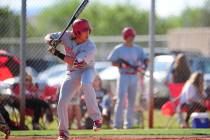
[76,31,81,36]
[73,30,81,38]
[74,29,91,37]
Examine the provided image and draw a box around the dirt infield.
[3,135,210,140]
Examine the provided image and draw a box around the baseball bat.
[118,58,138,70]
[117,58,149,77]
[53,0,89,48]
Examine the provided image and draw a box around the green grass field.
[2,109,210,137]
[2,129,210,137]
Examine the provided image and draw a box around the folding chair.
[161,82,185,128]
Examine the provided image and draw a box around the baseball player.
[107,27,148,129]
[44,19,102,140]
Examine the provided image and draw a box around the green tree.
[84,3,149,35]
[32,1,210,36]
[181,8,206,27]
[0,7,20,37]
[33,1,149,36]
[179,0,210,27]
[156,16,182,34]
[34,1,81,36]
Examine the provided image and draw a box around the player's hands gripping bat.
[48,39,61,47]
[115,58,149,77]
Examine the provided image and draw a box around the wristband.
[54,50,65,60]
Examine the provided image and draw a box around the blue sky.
[0,0,205,17]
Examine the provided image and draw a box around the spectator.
[68,93,82,130]
[0,92,28,130]
[40,85,58,105]
[101,88,114,128]
[12,74,53,130]
[177,72,207,128]
[93,75,107,111]
[165,53,191,85]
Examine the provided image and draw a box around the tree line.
[1,0,210,37]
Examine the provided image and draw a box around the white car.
[37,61,111,88]
[144,55,174,98]
[37,64,67,88]
[99,66,119,81]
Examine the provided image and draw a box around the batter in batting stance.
[107,27,148,129]
[44,19,102,140]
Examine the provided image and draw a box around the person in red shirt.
[12,74,53,130]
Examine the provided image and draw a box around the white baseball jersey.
[50,31,96,71]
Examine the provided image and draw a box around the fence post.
[20,0,27,127]
[148,0,155,128]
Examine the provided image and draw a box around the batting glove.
[47,46,56,55]
[48,39,61,47]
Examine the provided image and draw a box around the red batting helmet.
[72,19,91,37]
[122,27,136,40]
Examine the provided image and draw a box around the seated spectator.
[40,84,58,104]
[101,88,114,128]
[0,94,25,131]
[93,75,107,111]
[68,93,82,130]
[177,72,207,128]
[12,74,53,130]
[0,104,19,131]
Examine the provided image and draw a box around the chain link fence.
[0,0,209,129]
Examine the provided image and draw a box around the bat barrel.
[55,0,89,48]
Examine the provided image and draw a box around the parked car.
[99,66,119,81]
[95,61,111,73]
[35,61,111,100]
[37,61,111,87]
[144,55,174,99]
[191,56,210,87]
[37,64,67,89]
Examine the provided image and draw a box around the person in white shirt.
[177,72,207,128]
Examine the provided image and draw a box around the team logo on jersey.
[65,47,76,58]
[65,47,72,53]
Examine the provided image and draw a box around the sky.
[0,0,206,17]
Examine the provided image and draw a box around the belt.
[121,72,137,75]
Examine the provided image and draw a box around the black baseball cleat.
[93,120,102,131]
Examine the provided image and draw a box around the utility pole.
[148,0,155,128]
[20,0,26,127]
